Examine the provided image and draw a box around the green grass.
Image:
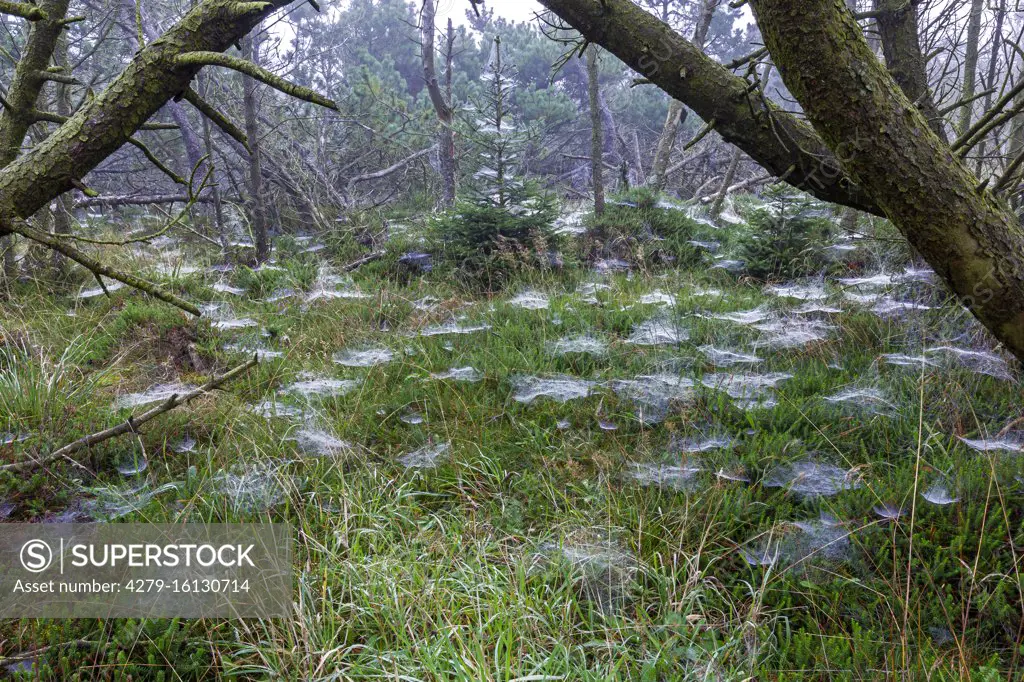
[0,211,1022,680]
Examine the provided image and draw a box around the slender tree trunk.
[586,45,604,216]
[647,0,718,192]
[50,26,73,277]
[751,0,1024,362]
[198,72,227,250]
[241,33,269,263]
[711,149,741,218]
[649,102,685,192]
[958,0,985,136]
[420,0,456,208]
[975,0,1005,177]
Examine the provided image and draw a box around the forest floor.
[1,201,1023,680]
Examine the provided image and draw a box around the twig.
[0,357,258,474]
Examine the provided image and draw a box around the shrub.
[585,187,703,269]
[736,184,836,280]
[428,191,561,290]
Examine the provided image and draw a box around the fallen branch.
[0,356,259,474]
[698,173,772,202]
[74,194,236,208]
[342,251,385,272]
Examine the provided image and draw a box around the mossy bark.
[751,0,1024,361]
[538,0,877,213]
[0,0,70,278]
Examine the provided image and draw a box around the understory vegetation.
[2,189,1022,680]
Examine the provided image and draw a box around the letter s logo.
[20,540,52,573]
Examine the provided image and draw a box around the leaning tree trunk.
[0,0,71,280]
[241,32,269,263]
[648,102,685,192]
[0,0,337,314]
[749,0,1024,361]
[710,148,741,218]
[586,45,604,216]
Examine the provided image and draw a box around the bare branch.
[0,357,259,474]
[127,137,188,185]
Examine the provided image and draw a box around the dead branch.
[0,356,258,474]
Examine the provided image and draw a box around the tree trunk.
[958,0,985,136]
[711,149,741,218]
[872,0,946,141]
[648,102,685,192]
[241,33,269,263]
[421,0,457,208]
[586,45,604,216]
[0,0,71,281]
[198,72,228,250]
[750,0,1024,361]
[646,0,718,192]
[975,0,1005,177]
[50,25,73,277]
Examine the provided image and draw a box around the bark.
[958,0,985,135]
[750,0,1024,362]
[241,32,269,262]
[872,0,946,141]
[586,45,604,216]
[420,0,456,207]
[0,0,71,279]
[0,0,71,167]
[537,0,877,213]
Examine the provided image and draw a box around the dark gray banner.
[0,524,292,618]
